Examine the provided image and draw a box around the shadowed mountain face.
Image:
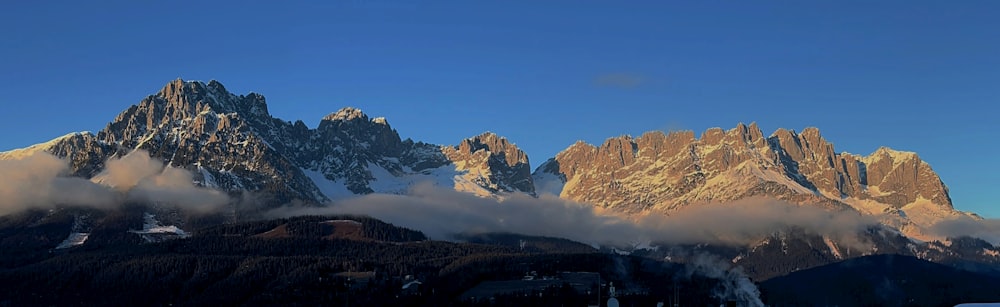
[2,79,535,206]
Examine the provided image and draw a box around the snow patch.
[698,161,815,201]
[324,219,362,226]
[130,213,189,242]
[532,170,566,197]
[900,197,964,230]
[864,147,918,169]
[611,248,631,255]
[55,233,90,249]
[195,164,218,188]
[0,131,93,160]
[303,168,355,200]
[866,185,892,197]
[303,162,494,200]
[402,280,422,290]
[823,236,843,259]
[376,162,497,198]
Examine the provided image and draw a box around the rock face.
[444,132,534,195]
[1,79,535,206]
[533,123,966,236]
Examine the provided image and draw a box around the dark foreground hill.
[760,254,1000,306]
[0,214,735,306]
[3,210,1000,306]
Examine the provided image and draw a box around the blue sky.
[1,1,997,216]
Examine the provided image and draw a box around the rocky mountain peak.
[798,127,833,152]
[157,78,188,96]
[323,107,369,122]
[870,146,918,162]
[861,146,949,209]
[701,127,726,144]
[206,79,227,92]
[454,132,528,166]
[443,132,534,195]
[151,79,270,120]
[731,122,766,144]
[559,141,598,157]
[313,107,404,162]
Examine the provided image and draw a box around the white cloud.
[0,150,228,216]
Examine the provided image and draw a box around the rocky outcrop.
[862,147,951,208]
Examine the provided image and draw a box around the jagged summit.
[871,146,919,159]
[206,79,227,92]
[152,79,270,119]
[442,131,534,195]
[454,132,527,162]
[323,107,369,122]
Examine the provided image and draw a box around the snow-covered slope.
[129,213,190,243]
[0,132,94,160]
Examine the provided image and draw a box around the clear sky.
[1,1,997,217]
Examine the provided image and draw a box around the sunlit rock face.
[533,122,963,236]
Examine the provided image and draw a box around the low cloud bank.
[0,150,228,216]
[636,199,877,247]
[929,216,1000,245]
[0,153,118,214]
[94,151,228,213]
[269,183,878,247]
[267,184,635,243]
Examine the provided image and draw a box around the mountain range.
[0,79,977,235]
[1,79,996,281]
